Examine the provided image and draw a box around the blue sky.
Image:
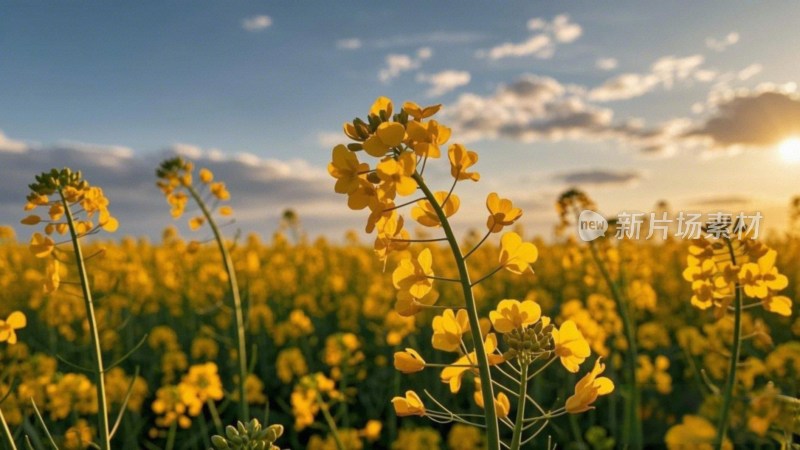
[2,2,800,239]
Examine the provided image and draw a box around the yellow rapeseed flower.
[392,248,434,299]
[29,232,55,258]
[565,358,614,414]
[392,390,425,417]
[499,231,538,274]
[376,152,417,198]
[394,348,426,373]
[405,119,451,158]
[364,122,406,157]
[447,143,479,182]
[0,311,27,345]
[431,309,470,352]
[486,193,522,233]
[489,299,541,333]
[664,415,731,450]
[402,101,441,120]
[329,144,369,194]
[411,191,460,227]
[441,333,504,393]
[552,320,591,373]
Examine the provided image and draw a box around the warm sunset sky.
[2,2,799,239]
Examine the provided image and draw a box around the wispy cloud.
[596,57,618,71]
[554,169,642,186]
[416,70,471,97]
[588,54,708,102]
[705,32,740,52]
[477,14,582,60]
[336,38,362,50]
[241,15,272,32]
[372,31,486,49]
[378,47,432,83]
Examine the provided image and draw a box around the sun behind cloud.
[779,137,800,163]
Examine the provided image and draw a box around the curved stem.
[186,185,249,420]
[588,240,641,449]
[412,172,501,450]
[317,394,345,450]
[714,240,742,450]
[60,189,111,450]
[509,363,528,450]
[0,408,17,450]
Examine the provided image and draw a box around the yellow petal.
[7,311,26,329]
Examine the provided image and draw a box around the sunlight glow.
[779,138,800,163]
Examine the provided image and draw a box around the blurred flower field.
[0,98,798,449]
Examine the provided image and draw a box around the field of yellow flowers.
[1,98,798,449]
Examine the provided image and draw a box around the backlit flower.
[392,248,434,299]
[489,299,541,334]
[448,143,479,182]
[364,122,406,157]
[432,309,470,352]
[565,358,614,413]
[499,232,538,274]
[552,320,591,373]
[486,193,522,233]
[329,144,369,194]
[411,191,460,227]
[441,333,504,393]
[403,101,441,120]
[376,152,417,198]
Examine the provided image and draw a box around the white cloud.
[596,57,618,71]
[0,130,28,153]
[705,32,739,52]
[316,132,343,148]
[336,38,362,50]
[589,54,708,101]
[378,47,432,83]
[416,70,471,97]
[551,14,582,43]
[443,73,687,155]
[738,63,763,81]
[241,15,272,32]
[478,14,581,60]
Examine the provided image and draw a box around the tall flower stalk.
[21,168,121,450]
[557,189,642,449]
[329,98,615,449]
[679,218,791,449]
[714,238,742,450]
[156,158,250,420]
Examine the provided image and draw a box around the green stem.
[509,363,528,450]
[588,241,641,449]
[0,408,17,450]
[715,240,742,450]
[412,172,501,450]
[60,189,111,450]
[165,422,177,450]
[187,185,249,420]
[317,394,345,450]
[206,399,224,437]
